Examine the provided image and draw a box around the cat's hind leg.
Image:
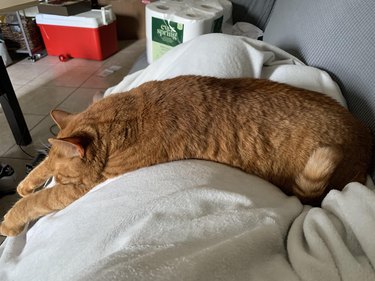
[292,146,343,205]
[17,158,53,197]
[1,183,92,236]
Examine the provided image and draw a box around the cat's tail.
[293,146,343,205]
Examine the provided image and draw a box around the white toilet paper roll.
[192,0,232,23]
[146,0,230,63]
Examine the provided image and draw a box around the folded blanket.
[289,181,375,281]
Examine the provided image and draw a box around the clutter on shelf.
[0,13,43,57]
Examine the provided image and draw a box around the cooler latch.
[101,5,113,26]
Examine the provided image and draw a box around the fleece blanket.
[0,161,374,281]
[104,34,346,107]
[1,34,374,280]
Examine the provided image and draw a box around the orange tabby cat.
[0,75,372,236]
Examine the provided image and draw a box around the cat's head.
[48,109,92,159]
[46,109,103,185]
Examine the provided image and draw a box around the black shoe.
[0,164,14,179]
[0,164,16,196]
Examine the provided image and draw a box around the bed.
[1,0,375,280]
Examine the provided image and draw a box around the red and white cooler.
[36,6,118,61]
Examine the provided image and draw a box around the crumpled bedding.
[104,34,346,107]
[1,161,374,281]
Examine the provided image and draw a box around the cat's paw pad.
[0,221,24,237]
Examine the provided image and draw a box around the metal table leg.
[0,56,32,146]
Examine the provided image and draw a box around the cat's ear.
[50,110,72,129]
[48,137,86,158]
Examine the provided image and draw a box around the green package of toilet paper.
[146,0,231,63]
[152,17,184,62]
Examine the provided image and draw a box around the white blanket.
[0,161,374,281]
[104,34,346,107]
[1,34,374,280]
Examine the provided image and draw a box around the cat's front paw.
[17,180,35,197]
[0,218,24,237]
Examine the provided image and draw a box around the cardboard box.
[38,0,91,16]
[98,0,145,40]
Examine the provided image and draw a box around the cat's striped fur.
[1,75,372,236]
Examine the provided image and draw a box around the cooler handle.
[101,5,113,25]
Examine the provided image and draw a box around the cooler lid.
[36,8,116,28]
